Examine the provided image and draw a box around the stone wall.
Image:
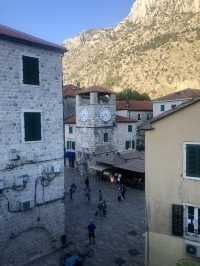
[0,39,65,265]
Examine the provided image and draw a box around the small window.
[23,56,39,85]
[147,113,151,120]
[184,205,200,238]
[138,114,141,120]
[104,133,108,143]
[160,105,165,112]
[24,112,41,141]
[185,143,200,178]
[128,125,132,132]
[72,141,75,150]
[171,104,176,109]
[69,126,73,134]
[66,141,76,150]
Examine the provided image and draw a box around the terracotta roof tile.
[77,85,113,95]
[63,84,79,97]
[64,114,76,124]
[116,100,153,111]
[116,115,137,123]
[0,24,66,53]
[154,88,200,101]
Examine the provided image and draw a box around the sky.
[0,0,133,44]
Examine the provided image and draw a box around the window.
[22,56,39,85]
[160,105,165,112]
[172,204,200,240]
[138,114,141,120]
[69,126,73,134]
[171,104,176,109]
[147,113,151,120]
[24,112,41,141]
[185,205,200,238]
[104,133,108,143]
[125,140,135,150]
[125,141,130,150]
[132,140,135,149]
[184,143,200,179]
[66,141,75,150]
[128,125,132,132]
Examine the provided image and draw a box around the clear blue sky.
[0,0,133,44]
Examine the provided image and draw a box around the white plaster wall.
[153,100,186,117]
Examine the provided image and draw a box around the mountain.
[62,0,200,98]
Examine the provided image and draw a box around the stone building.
[63,84,79,117]
[0,24,65,265]
[145,98,200,266]
[64,86,141,170]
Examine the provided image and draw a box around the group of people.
[69,174,127,245]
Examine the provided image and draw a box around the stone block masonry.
[0,38,65,265]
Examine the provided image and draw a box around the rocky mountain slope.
[62,0,200,98]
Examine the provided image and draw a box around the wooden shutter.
[172,204,184,236]
[125,141,129,150]
[23,56,39,85]
[24,112,41,141]
[186,144,200,178]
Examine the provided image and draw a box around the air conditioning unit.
[53,163,61,174]
[9,149,20,161]
[186,241,200,258]
[19,200,34,211]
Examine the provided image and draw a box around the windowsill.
[183,176,200,181]
[21,82,40,88]
[24,140,43,144]
[184,234,200,243]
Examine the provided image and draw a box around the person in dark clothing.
[102,200,107,217]
[85,187,91,202]
[88,221,96,244]
[85,176,90,189]
[121,184,126,199]
[69,183,77,200]
[98,189,103,202]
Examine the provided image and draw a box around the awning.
[65,151,75,159]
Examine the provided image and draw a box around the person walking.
[85,187,91,202]
[85,176,90,189]
[121,184,127,199]
[69,183,77,200]
[98,189,103,202]
[88,221,96,244]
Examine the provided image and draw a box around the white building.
[0,24,65,265]
[153,88,200,117]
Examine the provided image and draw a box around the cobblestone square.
[29,168,145,266]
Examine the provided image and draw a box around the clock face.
[100,108,112,122]
[80,109,88,122]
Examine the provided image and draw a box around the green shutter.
[23,56,39,85]
[172,204,183,236]
[186,144,200,178]
[24,112,41,141]
[125,141,130,150]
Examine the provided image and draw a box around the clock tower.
[76,86,116,175]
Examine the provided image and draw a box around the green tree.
[116,88,150,101]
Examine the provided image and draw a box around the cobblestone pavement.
[29,168,145,266]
